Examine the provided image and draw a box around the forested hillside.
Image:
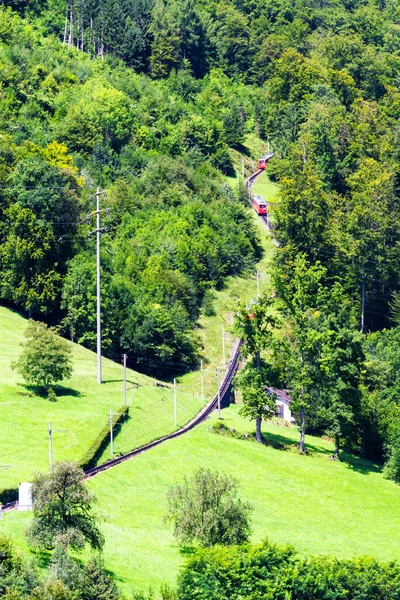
[2,0,400,470]
[0,7,262,373]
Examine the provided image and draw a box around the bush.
[79,406,129,470]
[177,539,400,600]
[165,468,253,547]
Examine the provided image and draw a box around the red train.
[252,195,267,215]
[258,152,274,170]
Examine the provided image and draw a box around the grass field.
[0,306,205,490]
[0,157,277,487]
[3,404,400,597]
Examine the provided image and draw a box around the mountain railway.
[1,163,270,512]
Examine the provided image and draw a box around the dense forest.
[2,0,400,478]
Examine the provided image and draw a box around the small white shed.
[18,482,33,511]
[266,387,295,423]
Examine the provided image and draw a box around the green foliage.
[27,461,104,552]
[177,539,400,600]
[165,468,253,547]
[12,320,73,392]
[234,294,284,441]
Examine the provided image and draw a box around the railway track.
[2,340,242,512]
[1,167,268,512]
[246,168,280,245]
[84,339,242,479]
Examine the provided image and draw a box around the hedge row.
[0,487,18,505]
[79,406,129,471]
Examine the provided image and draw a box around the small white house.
[266,387,295,423]
[18,482,33,511]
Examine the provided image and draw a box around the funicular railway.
[1,158,273,509]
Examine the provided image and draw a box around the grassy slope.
[0,307,204,489]
[0,139,279,482]
[3,404,400,596]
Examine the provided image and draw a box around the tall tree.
[234,294,282,442]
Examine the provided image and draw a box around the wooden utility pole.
[201,359,204,403]
[217,368,221,419]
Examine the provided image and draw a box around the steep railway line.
[1,169,267,512]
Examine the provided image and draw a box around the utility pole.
[241,158,245,178]
[88,188,109,385]
[257,270,260,296]
[267,136,270,154]
[200,359,205,403]
[48,422,53,472]
[222,324,226,367]
[217,368,221,419]
[174,378,177,427]
[48,423,76,471]
[123,354,127,406]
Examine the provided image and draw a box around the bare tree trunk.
[299,350,306,453]
[68,5,74,48]
[255,416,262,443]
[335,434,340,459]
[90,17,94,56]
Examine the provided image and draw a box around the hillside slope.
[2,404,399,596]
[0,307,203,491]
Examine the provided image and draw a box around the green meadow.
[2,404,400,596]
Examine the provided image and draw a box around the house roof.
[266,387,292,404]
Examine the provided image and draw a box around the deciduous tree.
[12,320,73,394]
[165,468,252,547]
[27,462,104,552]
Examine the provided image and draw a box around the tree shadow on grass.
[30,548,52,569]
[341,452,382,475]
[235,143,252,157]
[104,566,126,583]
[20,384,82,399]
[261,430,332,457]
[102,379,140,387]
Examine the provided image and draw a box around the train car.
[252,195,267,215]
[258,152,274,170]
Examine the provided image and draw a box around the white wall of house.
[276,400,294,423]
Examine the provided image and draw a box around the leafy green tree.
[176,0,206,77]
[12,320,73,393]
[27,462,104,552]
[275,256,327,452]
[234,294,282,442]
[50,548,121,600]
[235,366,279,442]
[0,205,63,316]
[165,468,253,547]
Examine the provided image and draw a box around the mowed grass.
[3,404,400,597]
[0,306,203,489]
